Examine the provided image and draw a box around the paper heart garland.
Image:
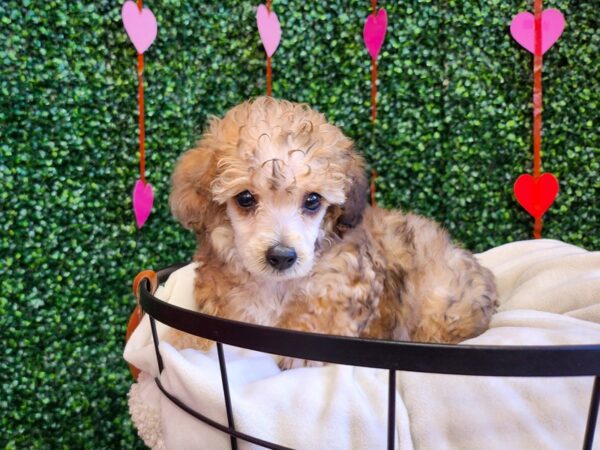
[122,1,158,54]
[256,4,281,57]
[510,9,565,55]
[132,179,154,228]
[363,8,388,59]
[514,173,559,218]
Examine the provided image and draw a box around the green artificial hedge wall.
[1,0,598,447]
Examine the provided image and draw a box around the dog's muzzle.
[266,245,297,271]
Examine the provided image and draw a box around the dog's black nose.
[266,245,297,271]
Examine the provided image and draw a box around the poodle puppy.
[168,97,497,368]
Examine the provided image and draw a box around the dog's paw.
[278,356,324,370]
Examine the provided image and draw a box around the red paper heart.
[514,173,559,218]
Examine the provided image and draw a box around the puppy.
[168,97,497,368]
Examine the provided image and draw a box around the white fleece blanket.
[124,239,600,449]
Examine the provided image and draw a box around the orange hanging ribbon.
[532,0,543,238]
[370,0,377,123]
[136,0,146,184]
[371,58,377,123]
[370,0,378,204]
[137,53,145,184]
[266,0,273,96]
[267,57,272,97]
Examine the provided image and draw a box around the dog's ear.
[169,141,218,232]
[336,151,368,233]
[170,104,249,232]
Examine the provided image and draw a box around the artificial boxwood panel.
[439,0,599,248]
[0,0,597,447]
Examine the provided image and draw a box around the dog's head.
[170,97,367,280]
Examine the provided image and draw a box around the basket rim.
[137,261,600,377]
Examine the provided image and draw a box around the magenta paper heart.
[510,9,565,55]
[122,1,158,54]
[132,180,154,228]
[363,8,388,59]
[256,4,281,57]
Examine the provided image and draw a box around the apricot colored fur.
[168,97,497,368]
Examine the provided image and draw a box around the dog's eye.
[235,190,257,208]
[303,193,321,212]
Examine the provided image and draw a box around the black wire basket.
[135,263,600,450]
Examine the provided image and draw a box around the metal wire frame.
[137,263,600,450]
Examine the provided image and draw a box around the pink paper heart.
[510,9,565,55]
[363,8,388,59]
[122,1,158,54]
[256,4,281,57]
[132,180,154,228]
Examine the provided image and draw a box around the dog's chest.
[224,280,293,326]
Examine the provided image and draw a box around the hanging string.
[370,0,377,123]
[532,0,543,238]
[266,0,273,96]
[371,60,377,122]
[370,0,378,205]
[122,0,156,229]
[136,0,146,184]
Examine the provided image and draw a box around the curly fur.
[168,97,497,368]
